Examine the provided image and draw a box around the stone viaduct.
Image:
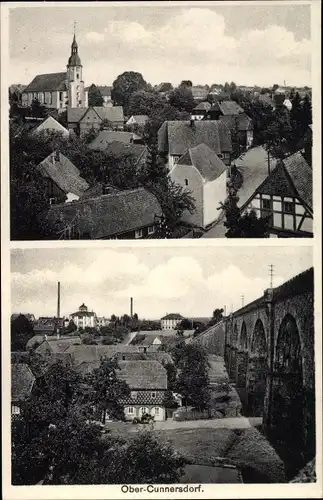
[192,267,315,471]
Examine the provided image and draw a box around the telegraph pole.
[269,264,274,288]
[241,295,244,307]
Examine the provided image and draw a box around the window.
[77,74,80,79]
[151,392,156,399]
[49,197,57,205]
[261,198,271,210]
[218,153,224,159]
[154,407,160,416]
[59,92,64,101]
[135,229,143,239]
[131,391,137,399]
[283,201,294,214]
[140,407,149,415]
[127,407,134,414]
[148,225,155,235]
[12,405,20,415]
[184,179,189,186]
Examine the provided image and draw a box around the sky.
[11,245,313,320]
[8,2,312,87]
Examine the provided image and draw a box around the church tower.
[66,27,87,108]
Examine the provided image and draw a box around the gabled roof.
[88,130,142,149]
[161,313,184,320]
[158,120,232,156]
[24,72,67,93]
[38,151,89,197]
[127,115,149,124]
[192,101,211,112]
[80,183,120,200]
[65,344,139,366]
[283,152,312,210]
[191,86,209,100]
[220,113,253,132]
[12,363,36,401]
[212,100,244,116]
[46,187,162,239]
[176,143,227,182]
[36,337,81,354]
[32,115,69,136]
[90,106,124,123]
[256,94,275,108]
[89,141,147,165]
[118,360,167,389]
[247,151,312,212]
[67,107,88,124]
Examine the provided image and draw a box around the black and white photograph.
[9,245,315,485]
[7,2,314,240]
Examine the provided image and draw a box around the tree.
[264,105,292,159]
[209,308,224,326]
[143,104,190,146]
[171,343,211,411]
[111,71,148,111]
[220,189,270,238]
[181,80,192,87]
[168,84,196,113]
[127,90,166,118]
[65,319,77,334]
[11,314,35,351]
[88,84,104,107]
[229,81,237,95]
[30,98,48,118]
[84,357,130,423]
[177,318,193,330]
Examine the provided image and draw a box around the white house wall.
[169,164,203,227]
[203,170,227,227]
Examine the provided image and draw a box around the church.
[21,32,88,111]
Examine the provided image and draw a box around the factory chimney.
[57,282,61,319]
[130,297,133,318]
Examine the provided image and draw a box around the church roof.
[24,72,67,92]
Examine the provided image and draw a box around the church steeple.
[67,24,82,67]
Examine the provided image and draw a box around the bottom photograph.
[10,245,315,485]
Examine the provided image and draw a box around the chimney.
[57,282,61,320]
[55,150,60,162]
[130,297,133,318]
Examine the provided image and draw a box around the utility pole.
[241,295,244,307]
[269,264,274,288]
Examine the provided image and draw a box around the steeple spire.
[68,22,82,66]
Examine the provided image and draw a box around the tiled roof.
[256,94,275,108]
[283,152,312,210]
[248,151,312,212]
[80,183,120,200]
[65,344,139,367]
[36,337,81,354]
[67,108,88,123]
[158,120,232,156]
[118,360,168,389]
[214,100,244,116]
[92,106,124,123]
[161,313,184,320]
[220,114,253,132]
[11,363,35,401]
[46,187,162,239]
[32,115,69,135]
[192,102,211,112]
[90,141,147,165]
[177,143,227,182]
[89,130,143,148]
[24,72,67,92]
[127,115,149,124]
[38,151,89,197]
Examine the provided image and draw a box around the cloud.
[85,31,105,43]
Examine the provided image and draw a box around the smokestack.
[130,297,133,318]
[57,282,61,319]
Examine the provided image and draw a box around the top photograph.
[7,3,313,240]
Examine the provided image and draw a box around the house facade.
[67,106,124,136]
[169,143,227,228]
[70,303,97,329]
[191,102,211,121]
[22,33,87,111]
[118,361,168,421]
[161,313,184,330]
[241,152,313,237]
[158,120,232,171]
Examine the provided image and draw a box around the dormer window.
[77,73,79,79]
[185,179,189,186]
